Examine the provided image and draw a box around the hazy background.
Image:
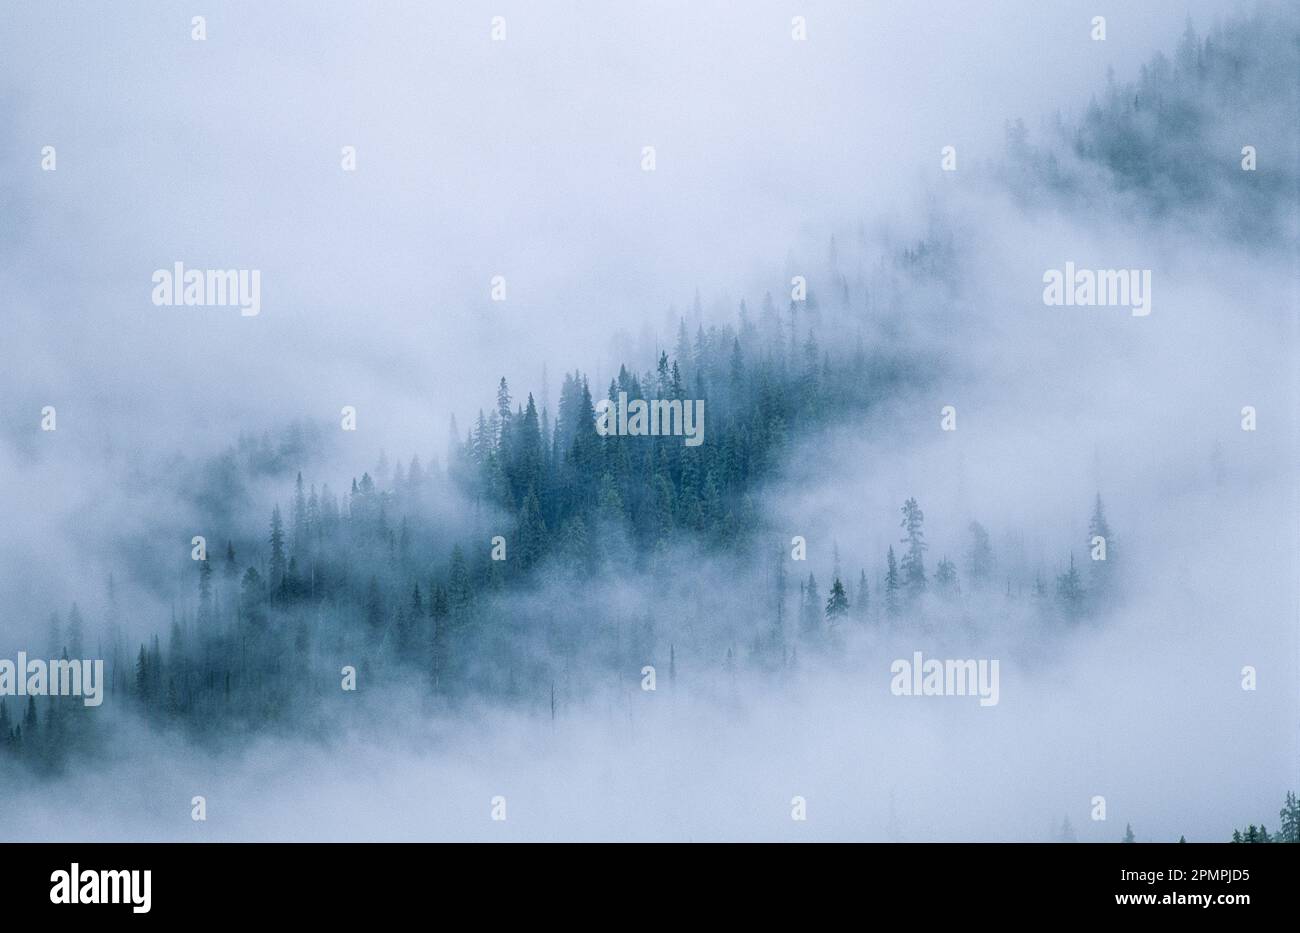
[0,0,1295,841]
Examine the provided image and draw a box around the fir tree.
[885,547,902,618]
[855,569,870,622]
[801,574,820,635]
[1279,791,1300,842]
[966,521,995,590]
[365,577,384,633]
[268,505,287,588]
[899,498,928,601]
[935,557,959,599]
[1056,553,1085,622]
[292,471,308,555]
[825,577,849,623]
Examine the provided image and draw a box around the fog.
[0,0,1296,841]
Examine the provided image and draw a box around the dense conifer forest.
[2,6,1295,842]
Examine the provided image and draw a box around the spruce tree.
[224,540,238,581]
[801,574,820,635]
[966,521,995,590]
[855,569,870,622]
[292,472,308,555]
[825,577,849,623]
[885,547,902,617]
[365,577,384,634]
[268,505,287,588]
[935,558,959,599]
[1279,790,1300,842]
[1056,553,1085,622]
[899,498,928,601]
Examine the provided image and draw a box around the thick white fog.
[0,0,1295,841]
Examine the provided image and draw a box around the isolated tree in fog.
[825,577,849,623]
[899,498,927,600]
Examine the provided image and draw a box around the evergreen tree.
[429,584,449,689]
[1056,553,1085,622]
[23,696,38,741]
[855,569,870,622]
[240,567,264,626]
[825,577,849,623]
[885,547,902,617]
[935,558,959,599]
[447,545,472,619]
[134,645,150,700]
[198,558,213,609]
[365,577,384,633]
[899,498,928,601]
[1122,823,1136,843]
[268,505,287,588]
[517,488,548,570]
[801,574,820,636]
[292,471,308,554]
[1279,790,1300,842]
[1087,493,1115,603]
[966,521,995,590]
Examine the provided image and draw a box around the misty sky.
[0,1,1296,842]
[0,0,1247,451]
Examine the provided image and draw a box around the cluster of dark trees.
[765,492,1119,669]
[447,300,856,564]
[0,281,939,769]
[3,11,1290,859]
[999,10,1297,243]
[1,278,1115,775]
[1103,790,1300,843]
[1230,791,1300,843]
[1052,791,1300,843]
